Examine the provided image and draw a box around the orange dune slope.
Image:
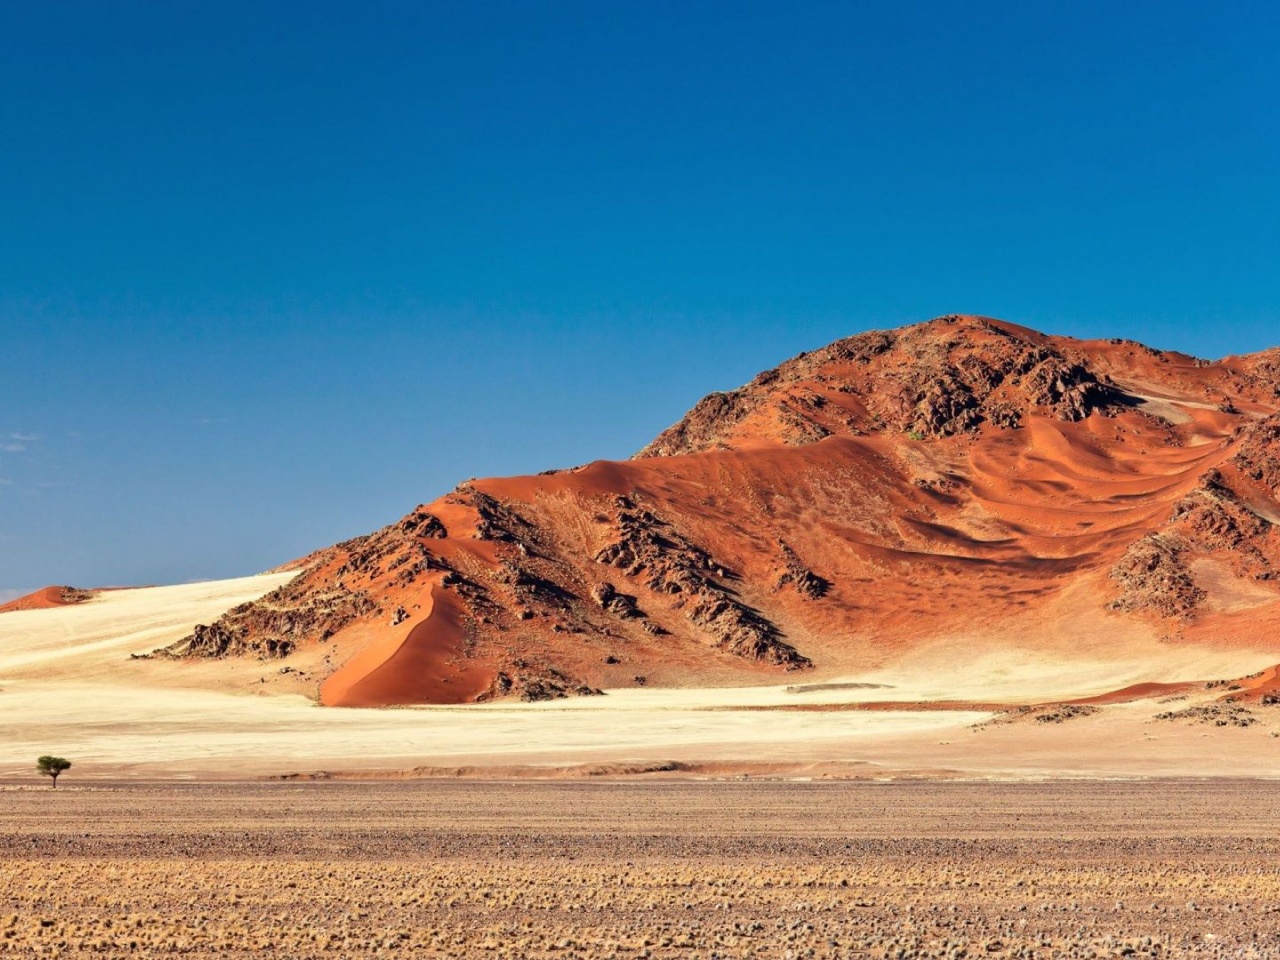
[159,315,1280,705]
[0,586,95,613]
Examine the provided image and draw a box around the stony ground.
[3,779,1280,958]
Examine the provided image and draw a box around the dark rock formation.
[594,500,809,668]
[592,581,643,619]
[1108,535,1206,618]
[775,542,830,600]
[637,315,1131,453]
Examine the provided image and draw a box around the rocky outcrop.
[1169,476,1270,570]
[775,542,830,599]
[1023,356,1121,422]
[1231,414,1280,493]
[167,506,449,658]
[1108,535,1205,618]
[594,498,809,668]
[178,585,379,659]
[684,594,803,666]
[592,581,644,620]
[637,390,759,457]
[1154,703,1257,727]
[1106,428,1280,619]
[637,315,1131,453]
[480,668,602,703]
[466,488,536,544]
[890,335,1127,437]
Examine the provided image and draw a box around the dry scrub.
[3,780,1280,958]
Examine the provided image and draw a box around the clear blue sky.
[1,1,1277,595]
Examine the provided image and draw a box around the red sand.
[1069,682,1200,706]
[0,586,93,614]
[320,587,495,706]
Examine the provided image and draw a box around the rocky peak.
[636,315,1131,457]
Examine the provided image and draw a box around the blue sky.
[1,1,1278,595]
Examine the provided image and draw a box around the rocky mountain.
[164,315,1280,705]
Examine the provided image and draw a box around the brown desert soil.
[4,779,1280,958]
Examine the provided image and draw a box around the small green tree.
[36,755,71,789]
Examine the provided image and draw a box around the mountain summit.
[167,315,1280,705]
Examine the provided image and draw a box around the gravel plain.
[3,779,1280,958]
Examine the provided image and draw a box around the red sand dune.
[319,586,495,706]
[0,586,94,614]
[1219,663,1280,703]
[1068,682,1200,706]
[167,315,1280,705]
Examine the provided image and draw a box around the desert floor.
[3,574,1280,779]
[4,779,1280,958]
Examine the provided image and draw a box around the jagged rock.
[592,582,643,619]
[911,375,981,437]
[822,329,896,364]
[1154,703,1257,727]
[775,542,830,600]
[639,316,1132,451]
[464,489,536,544]
[517,677,600,702]
[686,595,807,667]
[475,667,600,703]
[504,563,575,608]
[978,704,1100,728]
[1231,414,1280,490]
[167,502,456,661]
[1108,535,1205,618]
[593,504,720,592]
[637,390,758,457]
[175,584,377,659]
[1024,356,1121,422]
[594,503,809,667]
[1171,481,1268,552]
[398,508,447,539]
[778,401,833,445]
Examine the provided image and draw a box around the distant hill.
[164,315,1280,705]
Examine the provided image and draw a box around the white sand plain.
[3,574,1280,779]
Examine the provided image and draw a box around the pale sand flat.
[3,574,1279,779]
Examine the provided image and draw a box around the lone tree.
[36,755,71,789]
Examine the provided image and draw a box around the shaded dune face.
[167,315,1280,705]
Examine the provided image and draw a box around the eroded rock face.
[1231,414,1280,493]
[167,508,449,659]
[638,316,1131,454]
[1170,479,1269,564]
[639,391,758,457]
[182,587,378,659]
[775,543,830,600]
[1106,419,1280,618]
[684,595,801,665]
[592,581,643,620]
[480,669,602,703]
[1108,535,1206,618]
[594,499,810,668]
